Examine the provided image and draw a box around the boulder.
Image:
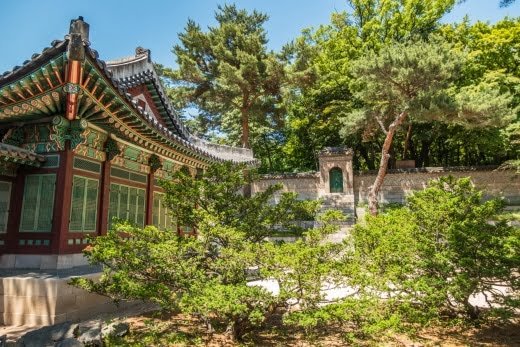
[54,338,83,347]
[101,321,129,338]
[19,322,78,347]
[76,320,102,347]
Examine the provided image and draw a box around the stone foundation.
[0,269,132,326]
[0,254,90,270]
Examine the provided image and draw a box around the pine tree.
[345,39,515,215]
[166,5,285,149]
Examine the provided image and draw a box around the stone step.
[320,206,355,214]
[321,204,355,209]
[321,196,355,203]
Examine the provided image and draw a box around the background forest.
[159,0,520,174]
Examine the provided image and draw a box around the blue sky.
[0,0,519,73]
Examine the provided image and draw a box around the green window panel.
[152,193,160,226]
[20,174,56,232]
[136,189,145,227]
[108,183,146,229]
[0,181,12,233]
[69,176,99,232]
[128,187,138,224]
[120,186,129,219]
[152,193,176,231]
[85,179,98,230]
[108,183,119,226]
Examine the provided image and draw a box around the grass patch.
[103,311,520,346]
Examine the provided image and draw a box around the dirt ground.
[112,312,520,347]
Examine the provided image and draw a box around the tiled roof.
[107,51,256,165]
[106,51,190,139]
[0,19,257,166]
[0,40,67,89]
[0,143,46,167]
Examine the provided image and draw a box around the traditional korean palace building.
[0,17,255,270]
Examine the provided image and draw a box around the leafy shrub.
[71,163,340,341]
[353,176,520,322]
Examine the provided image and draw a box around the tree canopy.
[165,4,285,150]
[161,1,520,175]
[345,39,515,214]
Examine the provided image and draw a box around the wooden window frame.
[108,182,146,228]
[152,192,176,231]
[19,173,56,233]
[69,175,100,233]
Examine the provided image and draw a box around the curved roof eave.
[0,18,258,166]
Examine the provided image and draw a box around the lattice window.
[0,181,12,233]
[152,193,176,231]
[69,175,99,232]
[20,174,56,232]
[180,226,193,234]
[108,183,146,228]
[73,157,101,173]
[42,155,60,168]
[111,167,147,184]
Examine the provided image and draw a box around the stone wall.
[354,167,520,205]
[253,167,520,207]
[251,173,321,201]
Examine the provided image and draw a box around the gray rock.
[76,320,102,347]
[19,322,78,347]
[101,321,129,338]
[54,338,82,347]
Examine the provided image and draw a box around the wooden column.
[4,174,23,254]
[65,60,82,121]
[52,149,74,254]
[98,159,111,235]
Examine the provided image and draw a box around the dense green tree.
[440,18,520,160]
[72,166,520,341]
[281,0,458,171]
[71,163,344,340]
[345,39,514,214]
[500,0,516,6]
[160,162,318,242]
[165,5,285,150]
[353,177,520,321]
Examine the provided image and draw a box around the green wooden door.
[329,168,344,193]
[20,174,56,232]
[69,176,99,232]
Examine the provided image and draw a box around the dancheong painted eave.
[0,16,257,166]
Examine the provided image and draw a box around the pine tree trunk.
[402,123,413,159]
[240,108,250,148]
[368,112,407,216]
[263,134,273,171]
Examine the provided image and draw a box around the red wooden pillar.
[52,149,74,254]
[98,159,111,235]
[3,174,22,254]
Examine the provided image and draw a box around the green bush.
[71,163,342,341]
[353,176,520,322]
[72,169,519,343]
